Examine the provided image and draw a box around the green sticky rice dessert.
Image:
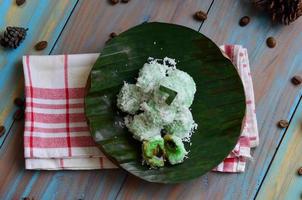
[164,107,196,140]
[117,57,197,168]
[141,100,176,126]
[117,83,149,115]
[164,134,188,165]
[124,114,161,141]
[137,62,168,93]
[159,68,196,107]
[142,135,165,168]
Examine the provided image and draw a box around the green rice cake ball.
[142,135,165,168]
[136,62,168,93]
[159,69,196,107]
[124,114,161,141]
[164,134,188,165]
[141,100,176,126]
[165,107,196,139]
[117,83,149,115]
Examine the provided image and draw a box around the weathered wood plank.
[198,1,302,199]
[50,1,214,198]
[53,0,210,54]
[0,1,128,199]
[0,0,213,199]
[117,1,302,200]
[0,120,126,200]
[256,94,302,200]
[0,0,210,199]
[0,0,78,147]
[3,0,301,199]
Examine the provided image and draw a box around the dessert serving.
[117,57,197,168]
[85,22,246,183]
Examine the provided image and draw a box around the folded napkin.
[23,45,258,172]
[23,54,116,169]
[213,45,259,172]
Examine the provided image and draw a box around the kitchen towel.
[23,45,258,172]
[212,45,259,172]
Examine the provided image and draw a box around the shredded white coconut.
[117,57,198,166]
[163,57,177,68]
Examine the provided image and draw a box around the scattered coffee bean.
[298,167,302,176]
[266,37,276,48]
[0,126,5,137]
[239,16,250,26]
[16,0,26,6]
[110,32,118,38]
[110,0,119,4]
[121,0,130,2]
[194,11,207,21]
[14,97,25,108]
[291,75,302,85]
[34,41,48,51]
[278,120,289,128]
[13,109,24,120]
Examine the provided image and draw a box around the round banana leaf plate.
[85,22,245,183]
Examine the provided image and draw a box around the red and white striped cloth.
[23,45,258,172]
[23,54,116,169]
[212,45,259,172]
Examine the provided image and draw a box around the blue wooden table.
[0,0,301,199]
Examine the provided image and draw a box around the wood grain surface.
[1,0,302,199]
[0,0,213,199]
[86,22,246,183]
[199,1,302,199]
[0,0,78,147]
[256,94,302,200]
[53,0,212,54]
[117,0,302,199]
[0,120,125,200]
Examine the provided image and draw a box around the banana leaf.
[85,22,245,183]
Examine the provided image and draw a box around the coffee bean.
[278,120,289,128]
[239,16,250,26]
[110,32,118,38]
[110,0,119,4]
[194,11,207,21]
[16,0,26,6]
[34,41,48,51]
[13,109,24,120]
[14,97,25,107]
[291,75,302,85]
[266,37,276,48]
[121,0,130,2]
[298,167,302,176]
[0,126,5,137]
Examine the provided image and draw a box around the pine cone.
[0,26,28,49]
[253,0,302,25]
